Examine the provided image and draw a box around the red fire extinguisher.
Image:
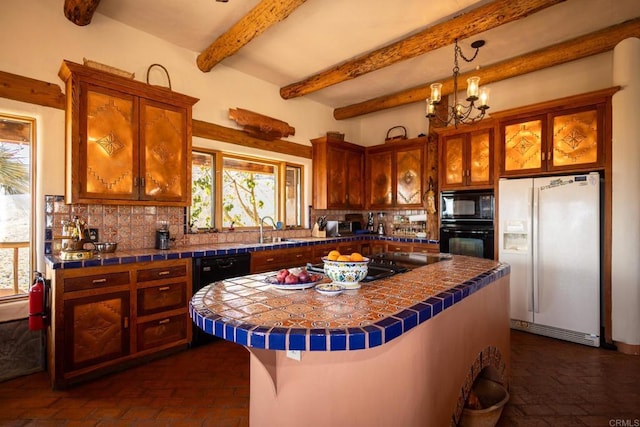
[29,272,47,331]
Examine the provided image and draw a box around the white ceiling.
[96,0,640,109]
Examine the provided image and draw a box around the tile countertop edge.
[189,260,510,352]
[43,235,440,269]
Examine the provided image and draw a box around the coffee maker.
[155,221,171,250]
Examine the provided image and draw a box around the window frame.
[0,113,36,302]
[189,148,304,231]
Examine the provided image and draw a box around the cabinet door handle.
[92,278,107,284]
[158,286,171,291]
[158,318,171,325]
[140,177,145,187]
[124,317,129,329]
[158,271,171,276]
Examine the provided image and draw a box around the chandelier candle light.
[426,39,490,128]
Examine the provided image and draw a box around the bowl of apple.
[322,251,369,290]
[265,267,324,290]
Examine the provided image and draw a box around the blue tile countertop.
[189,256,509,352]
[43,235,438,270]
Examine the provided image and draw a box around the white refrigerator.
[498,172,601,347]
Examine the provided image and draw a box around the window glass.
[222,156,276,228]
[190,150,303,230]
[0,114,34,299]
[190,151,215,230]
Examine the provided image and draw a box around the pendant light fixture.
[425,39,490,128]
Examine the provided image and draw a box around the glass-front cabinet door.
[439,126,493,190]
[441,135,464,188]
[551,107,602,170]
[395,146,423,206]
[82,84,138,200]
[502,117,544,175]
[367,150,393,208]
[140,99,188,203]
[469,129,493,186]
[500,101,605,176]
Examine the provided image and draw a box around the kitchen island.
[190,255,511,427]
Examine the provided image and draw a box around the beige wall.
[612,38,640,347]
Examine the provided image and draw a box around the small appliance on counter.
[377,212,386,235]
[366,212,375,232]
[155,221,171,250]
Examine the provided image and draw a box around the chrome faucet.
[259,216,277,243]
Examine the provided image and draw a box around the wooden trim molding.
[280,0,562,99]
[333,17,640,120]
[0,70,65,109]
[0,70,311,159]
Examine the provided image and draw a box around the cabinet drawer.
[137,282,187,316]
[337,243,360,255]
[64,271,130,292]
[137,264,187,282]
[137,314,188,352]
[387,243,414,252]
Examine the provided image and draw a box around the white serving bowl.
[321,256,369,289]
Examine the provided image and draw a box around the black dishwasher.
[191,252,251,346]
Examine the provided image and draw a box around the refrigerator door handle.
[532,186,540,314]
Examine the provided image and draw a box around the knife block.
[311,223,326,238]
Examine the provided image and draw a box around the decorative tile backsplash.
[43,195,312,255]
[43,195,434,255]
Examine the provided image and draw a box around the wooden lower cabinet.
[250,247,313,273]
[47,258,191,388]
[386,242,439,254]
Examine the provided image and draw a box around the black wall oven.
[439,190,495,260]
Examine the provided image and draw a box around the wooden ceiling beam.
[63,0,102,26]
[197,0,307,72]
[333,17,640,120]
[279,0,563,100]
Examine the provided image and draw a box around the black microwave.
[440,190,494,222]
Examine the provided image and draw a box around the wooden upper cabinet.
[139,99,188,203]
[367,149,393,208]
[59,60,198,206]
[366,137,426,209]
[498,88,613,177]
[311,136,364,209]
[396,145,423,206]
[438,123,494,190]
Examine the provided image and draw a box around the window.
[0,114,34,300]
[190,150,303,230]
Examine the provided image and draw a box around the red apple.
[298,269,311,283]
[284,273,299,284]
[276,268,290,283]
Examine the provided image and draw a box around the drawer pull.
[158,318,171,325]
[296,254,303,258]
[158,286,171,291]
[158,271,171,276]
[92,278,107,284]
[266,258,275,262]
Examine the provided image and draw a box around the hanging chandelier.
[425,39,490,128]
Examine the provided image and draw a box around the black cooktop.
[306,252,451,283]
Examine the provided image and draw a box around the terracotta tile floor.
[1,330,638,426]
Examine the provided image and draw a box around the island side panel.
[249,274,510,427]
